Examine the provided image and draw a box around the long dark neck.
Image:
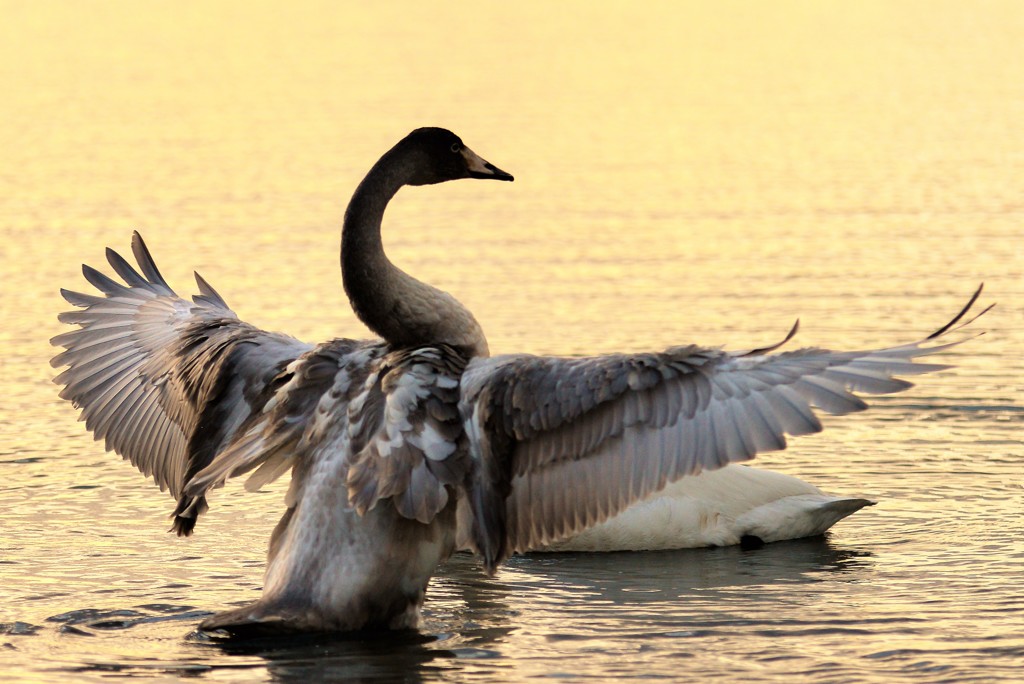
[342,152,403,332]
[341,147,488,356]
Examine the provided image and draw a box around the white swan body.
[51,128,988,634]
[538,464,873,552]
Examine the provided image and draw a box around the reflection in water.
[200,631,446,684]
[13,540,883,683]
[432,541,876,643]
[439,539,871,614]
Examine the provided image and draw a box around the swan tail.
[738,495,875,544]
[199,602,305,638]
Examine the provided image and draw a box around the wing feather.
[460,292,988,569]
[345,346,470,525]
[187,340,379,500]
[104,246,150,287]
[52,233,309,533]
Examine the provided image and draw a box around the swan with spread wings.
[52,127,988,635]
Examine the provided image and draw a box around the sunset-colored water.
[1,2,1021,682]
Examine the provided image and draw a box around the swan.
[533,464,874,552]
[51,127,987,634]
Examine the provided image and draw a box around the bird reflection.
[184,541,872,681]
[194,629,447,684]
[436,538,873,611]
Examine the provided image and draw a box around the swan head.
[398,128,514,186]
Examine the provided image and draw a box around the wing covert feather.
[459,312,985,569]
[346,346,471,524]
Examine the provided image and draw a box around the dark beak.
[462,147,514,181]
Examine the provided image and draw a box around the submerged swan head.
[391,127,514,186]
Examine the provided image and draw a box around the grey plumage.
[455,338,966,569]
[51,127,987,634]
[53,232,308,534]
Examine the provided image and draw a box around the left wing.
[182,342,472,540]
[458,289,988,571]
[51,233,310,534]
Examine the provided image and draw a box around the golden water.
[1,2,1021,681]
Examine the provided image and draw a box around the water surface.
[1,2,1022,682]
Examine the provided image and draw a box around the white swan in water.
[52,127,987,634]
[535,464,874,552]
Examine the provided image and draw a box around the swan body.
[51,127,987,635]
[536,464,873,552]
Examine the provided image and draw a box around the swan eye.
[450,143,461,153]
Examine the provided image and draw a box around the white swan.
[535,464,873,552]
[51,127,987,634]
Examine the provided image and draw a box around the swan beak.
[462,147,514,181]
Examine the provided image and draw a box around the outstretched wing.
[183,343,471,530]
[459,289,989,570]
[51,232,311,533]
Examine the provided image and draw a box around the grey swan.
[51,127,988,634]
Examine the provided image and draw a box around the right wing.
[51,232,311,534]
[458,288,989,570]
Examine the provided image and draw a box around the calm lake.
[1,2,1021,682]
